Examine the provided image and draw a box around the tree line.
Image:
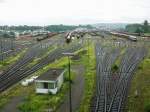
[0,24,93,32]
[125,20,150,35]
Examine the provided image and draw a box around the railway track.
[91,43,120,112]
[0,41,82,92]
[91,42,147,112]
[107,47,146,112]
[0,38,20,61]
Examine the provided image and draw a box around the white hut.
[35,68,65,94]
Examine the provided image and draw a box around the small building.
[35,68,65,94]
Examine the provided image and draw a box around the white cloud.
[0,0,150,25]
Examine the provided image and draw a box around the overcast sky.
[0,0,149,25]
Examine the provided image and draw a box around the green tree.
[144,20,148,26]
[143,20,149,33]
[135,27,143,36]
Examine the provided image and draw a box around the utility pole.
[62,52,75,112]
[68,55,72,112]
[87,36,91,60]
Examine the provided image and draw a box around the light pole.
[62,52,75,112]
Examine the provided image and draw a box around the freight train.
[36,33,58,41]
[110,32,137,41]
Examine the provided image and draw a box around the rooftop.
[36,68,65,81]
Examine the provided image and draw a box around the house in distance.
[35,68,65,94]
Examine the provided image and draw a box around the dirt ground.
[0,96,24,112]
[57,64,85,112]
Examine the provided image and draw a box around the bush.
[138,66,143,70]
[144,102,150,112]
[18,96,44,112]
[111,64,119,72]
[0,61,8,66]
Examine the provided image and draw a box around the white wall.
[57,72,64,90]
[36,88,58,94]
[35,70,65,94]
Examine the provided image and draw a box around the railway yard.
[0,31,150,112]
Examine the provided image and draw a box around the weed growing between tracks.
[144,33,150,36]
[27,46,56,68]
[126,50,150,112]
[0,49,26,70]
[78,43,96,112]
[114,47,126,66]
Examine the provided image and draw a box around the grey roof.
[36,68,65,81]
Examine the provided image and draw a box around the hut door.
[43,82,48,89]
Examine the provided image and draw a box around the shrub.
[111,64,119,72]
[144,102,150,112]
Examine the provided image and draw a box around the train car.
[64,32,72,43]
[36,33,58,41]
[109,32,137,41]
[128,35,137,41]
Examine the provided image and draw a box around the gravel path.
[57,65,85,112]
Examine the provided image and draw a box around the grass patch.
[27,46,56,67]
[126,56,150,112]
[111,64,119,73]
[18,72,71,112]
[78,42,96,112]
[0,49,26,70]
[115,47,126,65]
[0,83,34,109]
[144,33,150,36]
